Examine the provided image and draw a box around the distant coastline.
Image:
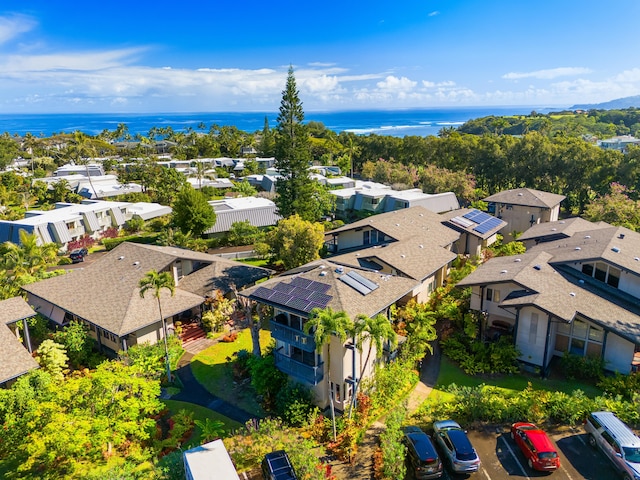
[0,106,556,138]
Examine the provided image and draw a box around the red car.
[510,422,560,472]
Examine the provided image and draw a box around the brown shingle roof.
[518,217,610,242]
[330,240,456,281]
[328,206,460,247]
[0,297,39,384]
[241,260,418,319]
[457,251,640,344]
[483,188,565,208]
[22,242,267,336]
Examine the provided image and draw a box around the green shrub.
[597,372,640,401]
[560,352,605,381]
[441,334,520,375]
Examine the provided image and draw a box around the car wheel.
[623,475,632,480]
[528,458,533,470]
[588,434,597,448]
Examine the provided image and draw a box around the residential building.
[457,220,640,375]
[22,242,271,354]
[441,208,507,257]
[598,135,640,153]
[330,181,459,219]
[326,206,460,302]
[204,196,281,236]
[0,297,40,386]
[483,188,565,241]
[54,163,105,177]
[0,200,170,250]
[240,259,418,411]
[517,217,610,250]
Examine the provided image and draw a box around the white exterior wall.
[604,334,635,374]
[26,295,66,325]
[335,229,367,251]
[515,307,548,367]
[617,271,640,299]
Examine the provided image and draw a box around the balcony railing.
[274,350,324,385]
[270,321,316,352]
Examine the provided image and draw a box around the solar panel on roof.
[473,217,503,235]
[285,296,311,311]
[273,282,295,294]
[339,274,372,295]
[269,291,294,305]
[462,209,482,222]
[291,277,313,289]
[291,286,314,300]
[252,287,273,300]
[347,270,379,292]
[308,291,332,306]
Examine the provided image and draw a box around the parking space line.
[499,436,530,479]
[481,467,493,480]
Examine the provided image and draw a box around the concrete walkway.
[328,341,441,479]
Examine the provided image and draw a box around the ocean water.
[0,106,550,138]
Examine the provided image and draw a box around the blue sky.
[2,0,640,114]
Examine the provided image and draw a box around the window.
[363,230,370,245]
[582,263,594,276]
[493,289,500,302]
[486,288,493,301]
[529,313,538,344]
[594,262,607,282]
[607,267,620,288]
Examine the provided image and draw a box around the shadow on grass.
[189,357,265,418]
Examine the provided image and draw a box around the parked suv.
[402,426,443,479]
[584,411,640,480]
[433,420,480,474]
[69,247,88,263]
[261,450,297,480]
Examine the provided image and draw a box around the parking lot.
[440,424,617,480]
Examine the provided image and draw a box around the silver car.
[433,420,481,474]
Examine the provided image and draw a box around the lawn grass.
[190,328,273,417]
[161,399,242,449]
[236,257,270,268]
[436,355,603,397]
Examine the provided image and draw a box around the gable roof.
[440,208,507,240]
[240,260,418,319]
[22,242,268,336]
[0,297,39,384]
[330,240,456,281]
[457,251,640,345]
[328,206,460,247]
[518,217,610,242]
[528,225,640,277]
[483,188,566,208]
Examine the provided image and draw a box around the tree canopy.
[171,185,216,236]
[274,66,317,221]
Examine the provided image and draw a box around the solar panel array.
[250,277,333,313]
[339,270,379,295]
[461,209,504,235]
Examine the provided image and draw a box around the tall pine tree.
[274,66,316,221]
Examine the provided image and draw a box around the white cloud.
[0,14,36,45]
[422,80,456,88]
[376,75,416,91]
[428,11,440,17]
[502,67,592,80]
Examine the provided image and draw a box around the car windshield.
[623,447,640,463]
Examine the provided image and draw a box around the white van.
[584,411,640,480]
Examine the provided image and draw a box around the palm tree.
[348,313,397,418]
[304,307,353,441]
[233,286,261,357]
[139,270,175,382]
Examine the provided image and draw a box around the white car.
[433,420,481,474]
